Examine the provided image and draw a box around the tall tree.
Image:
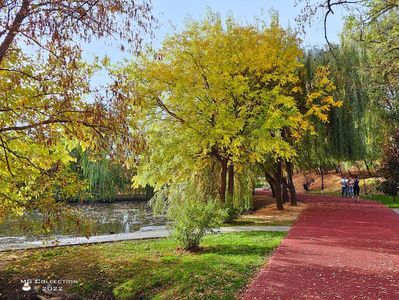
[0,0,154,64]
[345,2,399,126]
[297,0,398,132]
[123,12,340,210]
[296,43,382,180]
[0,1,155,223]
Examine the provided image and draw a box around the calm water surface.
[0,201,166,245]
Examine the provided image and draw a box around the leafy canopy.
[122,12,340,200]
[0,1,155,224]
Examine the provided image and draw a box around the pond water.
[0,201,167,245]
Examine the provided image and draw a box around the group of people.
[341,175,360,198]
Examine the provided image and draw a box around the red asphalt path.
[242,194,399,300]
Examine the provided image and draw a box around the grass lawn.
[0,231,284,300]
[224,217,294,227]
[303,190,399,209]
[363,194,399,208]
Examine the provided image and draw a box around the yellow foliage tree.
[0,1,155,227]
[123,12,341,206]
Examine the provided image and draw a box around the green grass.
[305,190,399,209]
[363,194,399,208]
[223,218,293,227]
[0,231,284,299]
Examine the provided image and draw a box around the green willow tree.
[345,1,399,126]
[296,41,383,183]
[70,148,137,202]
[297,0,397,165]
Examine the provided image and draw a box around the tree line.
[0,0,398,230]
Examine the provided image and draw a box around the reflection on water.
[0,201,166,244]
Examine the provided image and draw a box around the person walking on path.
[341,176,347,197]
[354,175,360,198]
[347,177,354,198]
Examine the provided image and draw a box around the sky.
[83,0,348,90]
[151,0,344,47]
[84,0,347,64]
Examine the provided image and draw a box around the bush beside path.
[241,194,399,299]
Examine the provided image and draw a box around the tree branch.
[0,0,31,64]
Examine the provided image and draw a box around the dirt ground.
[291,171,380,194]
[236,192,307,226]
[293,171,342,193]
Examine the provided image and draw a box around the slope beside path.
[242,194,399,300]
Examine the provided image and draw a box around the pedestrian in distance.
[341,175,347,197]
[354,175,360,198]
[347,177,354,198]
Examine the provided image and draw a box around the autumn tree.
[0,1,155,224]
[262,62,340,207]
[121,12,340,211]
[0,0,155,62]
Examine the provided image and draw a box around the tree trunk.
[219,160,228,203]
[286,161,297,206]
[275,159,284,210]
[227,164,234,200]
[269,180,276,198]
[265,172,276,198]
[321,166,324,192]
[282,178,290,203]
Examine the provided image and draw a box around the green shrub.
[377,180,398,197]
[223,204,242,223]
[168,196,226,251]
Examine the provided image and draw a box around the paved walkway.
[242,194,399,300]
[0,225,290,252]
